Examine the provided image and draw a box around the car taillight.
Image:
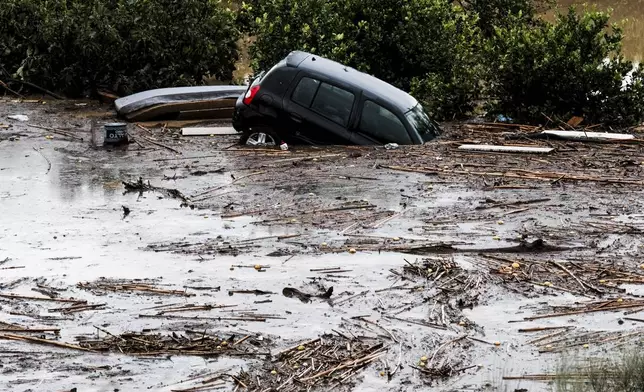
[243,85,260,105]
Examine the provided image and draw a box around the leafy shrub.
[244,0,644,125]
[238,0,355,75]
[0,0,240,96]
[485,8,644,125]
[241,0,484,119]
[410,65,483,121]
[459,0,552,34]
[4,0,642,126]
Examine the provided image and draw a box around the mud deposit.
[2,99,644,391]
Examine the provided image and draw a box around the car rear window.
[291,77,320,107]
[405,104,440,142]
[359,100,411,144]
[310,83,354,127]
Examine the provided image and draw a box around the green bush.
[0,0,240,96]
[238,0,346,73]
[244,0,644,126]
[4,0,642,126]
[241,0,484,120]
[459,0,552,34]
[485,8,644,125]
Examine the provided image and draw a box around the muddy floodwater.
[560,0,644,61]
[2,99,644,392]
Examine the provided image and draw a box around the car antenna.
[311,57,316,61]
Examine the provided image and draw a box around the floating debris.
[282,286,333,303]
[78,279,194,297]
[238,335,386,391]
[523,326,644,353]
[78,328,271,357]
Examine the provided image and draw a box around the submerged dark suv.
[232,51,440,146]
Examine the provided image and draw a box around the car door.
[350,98,415,145]
[282,74,357,145]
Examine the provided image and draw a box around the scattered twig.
[32,146,51,174]
[428,335,467,368]
[524,301,644,321]
[78,281,193,297]
[26,124,84,140]
[382,315,447,331]
[332,290,369,306]
[0,293,85,304]
[0,80,26,98]
[136,124,182,154]
[6,79,64,100]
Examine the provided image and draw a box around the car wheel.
[240,129,279,147]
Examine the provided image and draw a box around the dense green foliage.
[460,0,552,34]
[485,9,644,125]
[243,0,644,125]
[0,0,240,96]
[239,0,483,118]
[1,0,642,125]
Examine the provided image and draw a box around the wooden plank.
[566,116,584,127]
[458,144,553,154]
[181,127,238,136]
[541,130,634,141]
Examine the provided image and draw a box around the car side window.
[359,100,411,144]
[310,83,355,127]
[291,77,321,108]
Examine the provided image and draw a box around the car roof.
[285,51,418,112]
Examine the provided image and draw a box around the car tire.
[240,128,280,147]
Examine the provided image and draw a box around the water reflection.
[557,0,644,61]
[52,148,141,203]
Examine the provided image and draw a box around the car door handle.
[289,113,303,123]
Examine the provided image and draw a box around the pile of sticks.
[522,326,644,353]
[401,256,486,301]
[384,165,644,186]
[524,298,644,321]
[522,219,644,242]
[399,257,486,326]
[239,335,387,391]
[480,255,644,297]
[411,335,475,379]
[79,328,270,357]
[137,302,280,322]
[257,200,381,230]
[320,239,464,255]
[146,234,300,256]
[461,122,540,132]
[402,256,463,281]
[77,279,194,297]
[147,239,251,256]
[0,292,105,315]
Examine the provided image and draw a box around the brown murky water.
[559,0,644,61]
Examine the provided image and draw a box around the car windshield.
[405,104,440,142]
